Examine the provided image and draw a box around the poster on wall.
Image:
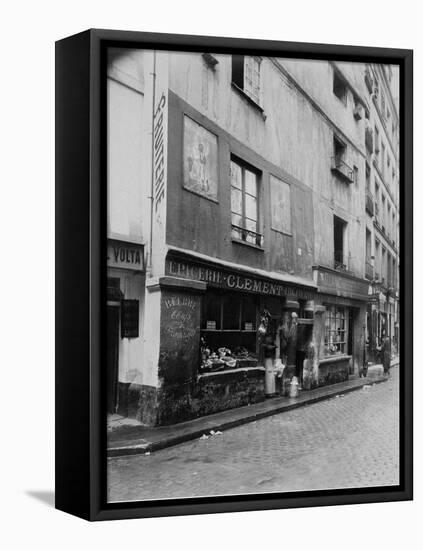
[183,115,218,200]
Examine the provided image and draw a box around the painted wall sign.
[159,290,202,385]
[314,266,369,301]
[107,239,145,271]
[163,295,197,340]
[166,257,315,300]
[183,116,218,200]
[121,299,139,338]
[154,92,167,213]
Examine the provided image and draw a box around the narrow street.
[108,368,399,503]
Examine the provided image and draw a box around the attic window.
[333,71,347,104]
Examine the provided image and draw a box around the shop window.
[200,292,259,372]
[324,306,347,355]
[333,70,347,104]
[231,55,262,106]
[231,157,262,247]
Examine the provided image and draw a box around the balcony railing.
[231,224,263,247]
[331,156,354,184]
[365,260,373,280]
[365,190,374,216]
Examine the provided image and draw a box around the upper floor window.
[231,55,262,106]
[230,157,262,247]
[334,215,347,270]
[331,135,354,183]
[333,70,347,104]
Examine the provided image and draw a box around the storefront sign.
[154,93,167,213]
[107,240,145,271]
[163,295,198,340]
[166,257,315,300]
[121,299,139,338]
[314,266,369,301]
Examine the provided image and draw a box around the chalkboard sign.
[121,299,139,338]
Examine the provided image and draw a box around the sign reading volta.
[107,239,145,272]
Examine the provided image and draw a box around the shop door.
[107,306,120,414]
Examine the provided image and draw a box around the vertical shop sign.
[153,92,166,212]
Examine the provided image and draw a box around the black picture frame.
[55,29,413,521]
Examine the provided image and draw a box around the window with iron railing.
[231,157,263,247]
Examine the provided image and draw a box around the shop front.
[106,238,145,416]
[151,251,317,425]
[312,266,369,387]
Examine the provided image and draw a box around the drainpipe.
[148,50,157,274]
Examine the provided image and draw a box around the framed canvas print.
[55,29,413,521]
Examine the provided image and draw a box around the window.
[365,162,371,190]
[334,136,346,160]
[334,215,347,270]
[382,246,387,284]
[331,135,354,183]
[231,158,262,246]
[381,143,386,177]
[333,70,347,104]
[200,291,259,369]
[381,194,386,227]
[365,229,372,280]
[375,125,380,156]
[270,175,291,234]
[375,181,380,217]
[392,212,396,243]
[324,306,347,355]
[375,239,381,280]
[232,55,262,105]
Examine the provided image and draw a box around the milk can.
[289,376,300,398]
[263,336,276,397]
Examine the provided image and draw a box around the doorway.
[107,305,120,414]
[347,308,356,374]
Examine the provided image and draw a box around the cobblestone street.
[108,368,399,503]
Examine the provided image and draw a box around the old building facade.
[107,48,399,426]
[363,63,400,362]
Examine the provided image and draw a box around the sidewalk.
[108,358,399,457]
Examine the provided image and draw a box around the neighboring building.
[362,63,400,361]
[106,49,399,426]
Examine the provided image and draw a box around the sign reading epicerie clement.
[166,257,315,300]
